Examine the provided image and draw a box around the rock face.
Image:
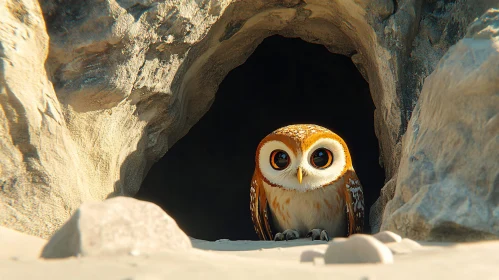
[41,197,192,259]
[381,9,499,241]
[369,178,396,233]
[0,0,92,238]
[0,0,497,240]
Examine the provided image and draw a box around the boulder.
[373,230,402,243]
[41,197,191,259]
[385,238,422,255]
[381,9,499,241]
[324,234,394,264]
[300,248,326,263]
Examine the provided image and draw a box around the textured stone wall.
[0,0,89,237]
[381,9,499,241]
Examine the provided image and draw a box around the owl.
[250,124,365,241]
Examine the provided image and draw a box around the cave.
[135,35,385,241]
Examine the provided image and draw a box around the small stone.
[385,238,422,255]
[40,197,192,259]
[300,249,325,263]
[324,234,394,264]
[373,231,402,243]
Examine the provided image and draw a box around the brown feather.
[250,170,273,240]
[343,170,365,235]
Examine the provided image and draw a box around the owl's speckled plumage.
[250,124,365,240]
[273,124,332,141]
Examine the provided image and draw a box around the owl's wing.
[344,170,365,235]
[250,172,273,240]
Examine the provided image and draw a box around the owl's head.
[255,124,353,192]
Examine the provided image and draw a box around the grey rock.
[370,179,396,233]
[324,234,394,264]
[40,197,191,259]
[381,9,499,241]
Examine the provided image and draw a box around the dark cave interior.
[135,35,385,241]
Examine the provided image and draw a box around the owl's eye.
[270,150,290,170]
[310,148,333,169]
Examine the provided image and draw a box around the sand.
[1,227,498,279]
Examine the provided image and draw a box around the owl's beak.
[297,167,303,184]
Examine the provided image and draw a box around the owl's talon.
[307,229,330,241]
[307,229,321,240]
[274,233,284,241]
[274,229,299,241]
[320,230,330,241]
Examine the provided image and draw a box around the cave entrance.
[135,35,385,241]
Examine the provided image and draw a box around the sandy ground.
[1,227,498,279]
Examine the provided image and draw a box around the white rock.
[373,231,402,243]
[324,234,394,264]
[300,249,325,263]
[40,197,191,259]
[386,238,422,255]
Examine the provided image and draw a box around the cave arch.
[166,1,400,179]
[136,35,385,240]
[136,1,400,240]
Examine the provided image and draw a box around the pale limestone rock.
[40,197,191,259]
[385,238,422,255]
[324,234,394,264]
[382,9,499,241]
[371,2,497,233]
[300,248,325,263]
[0,0,91,239]
[373,231,402,243]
